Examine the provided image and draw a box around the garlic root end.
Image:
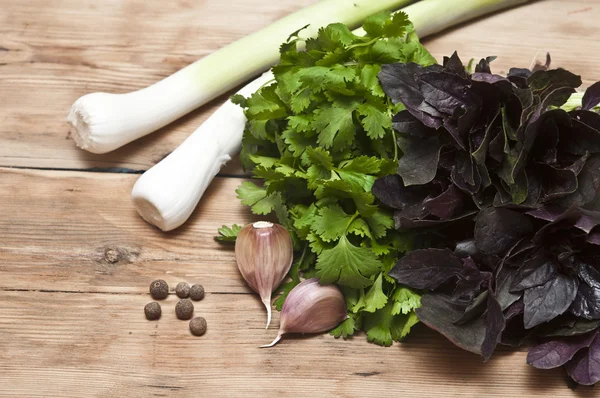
[260,333,283,348]
[263,298,272,329]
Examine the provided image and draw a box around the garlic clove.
[261,278,347,348]
[235,221,293,328]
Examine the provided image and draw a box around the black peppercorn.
[175,282,190,298]
[144,302,162,320]
[175,299,194,320]
[190,284,205,301]
[189,317,207,336]
[149,279,169,300]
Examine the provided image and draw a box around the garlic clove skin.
[261,278,347,348]
[235,221,293,329]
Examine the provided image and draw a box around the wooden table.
[1,0,600,396]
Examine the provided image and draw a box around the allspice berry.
[175,282,190,298]
[149,279,169,300]
[175,299,194,320]
[144,302,162,320]
[189,317,207,336]
[190,284,205,301]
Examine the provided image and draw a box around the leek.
[67,0,414,154]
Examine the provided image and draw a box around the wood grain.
[0,168,258,293]
[0,168,595,397]
[2,0,600,172]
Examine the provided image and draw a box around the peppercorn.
[189,317,207,336]
[149,279,169,300]
[190,284,205,301]
[175,299,194,320]
[144,302,162,320]
[175,282,190,298]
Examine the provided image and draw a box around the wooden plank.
[2,0,600,172]
[0,289,593,397]
[0,167,261,293]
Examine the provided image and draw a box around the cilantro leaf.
[313,205,354,242]
[312,106,356,149]
[331,314,360,339]
[236,181,282,215]
[214,224,243,243]
[392,287,421,315]
[364,301,419,346]
[363,273,388,312]
[316,235,383,288]
[357,102,391,139]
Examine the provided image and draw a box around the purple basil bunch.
[374,53,600,386]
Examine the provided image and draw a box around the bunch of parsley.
[218,12,435,345]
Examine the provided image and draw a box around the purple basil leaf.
[474,56,494,74]
[397,135,442,186]
[523,274,579,329]
[389,249,464,290]
[500,309,533,347]
[510,250,558,292]
[372,174,418,210]
[570,263,600,320]
[416,293,486,355]
[570,284,600,320]
[582,81,600,110]
[495,264,523,311]
[454,290,489,325]
[378,62,425,107]
[527,204,569,223]
[542,319,600,338]
[505,299,525,320]
[392,111,437,137]
[424,182,464,219]
[474,207,534,256]
[443,51,467,77]
[507,67,532,88]
[574,209,600,234]
[455,239,478,258]
[537,162,578,201]
[394,209,477,229]
[418,71,474,116]
[452,258,491,301]
[527,331,597,369]
[563,115,600,156]
[481,293,506,361]
[566,332,600,385]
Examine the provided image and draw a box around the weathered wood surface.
[1,0,599,172]
[0,167,595,397]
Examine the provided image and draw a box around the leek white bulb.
[131,71,274,231]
